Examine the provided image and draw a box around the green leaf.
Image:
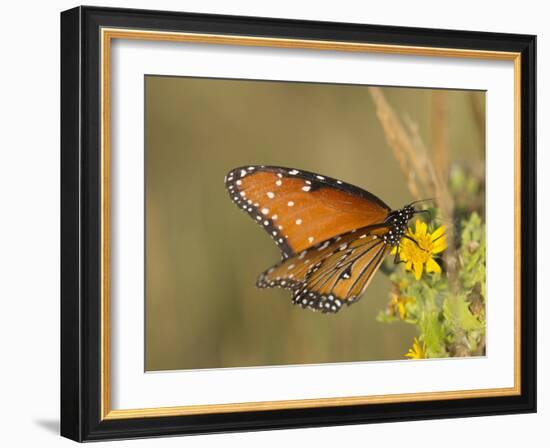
[443,294,484,332]
[459,212,487,297]
[419,310,447,357]
[376,310,396,324]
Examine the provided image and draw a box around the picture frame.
[60,5,536,442]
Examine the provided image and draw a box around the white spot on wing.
[287,201,294,207]
[266,192,275,199]
[296,219,302,225]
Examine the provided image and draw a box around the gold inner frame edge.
[100,27,522,420]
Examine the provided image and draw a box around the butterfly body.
[225,165,416,313]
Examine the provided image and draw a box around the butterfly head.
[382,205,416,245]
[386,204,415,224]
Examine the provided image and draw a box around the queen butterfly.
[225,165,419,314]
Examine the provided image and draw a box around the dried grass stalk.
[368,86,458,288]
[432,90,449,186]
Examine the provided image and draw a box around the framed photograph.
[60,6,536,442]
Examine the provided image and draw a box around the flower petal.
[425,257,442,274]
[405,337,426,359]
[432,234,447,254]
[413,261,423,280]
[430,225,446,241]
[398,303,406,319]
[415,220,427,237]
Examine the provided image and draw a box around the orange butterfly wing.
[256,226,392,313]
[225,166,391,258]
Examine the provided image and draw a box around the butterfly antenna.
[409,197,436,207]
[409,198,436,222]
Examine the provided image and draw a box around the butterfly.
[225,165,421,314]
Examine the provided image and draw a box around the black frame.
[61,5,536,442]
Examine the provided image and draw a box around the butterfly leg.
[403,234,426,250]
[392,243,407,265]
[393,244,401,264]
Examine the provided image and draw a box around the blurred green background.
[145,75,484,371]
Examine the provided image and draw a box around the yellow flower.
[387,287,414,320]
[405,337,427,359]
[392,220,447,280]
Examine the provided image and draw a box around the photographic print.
[145,76,486,371]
